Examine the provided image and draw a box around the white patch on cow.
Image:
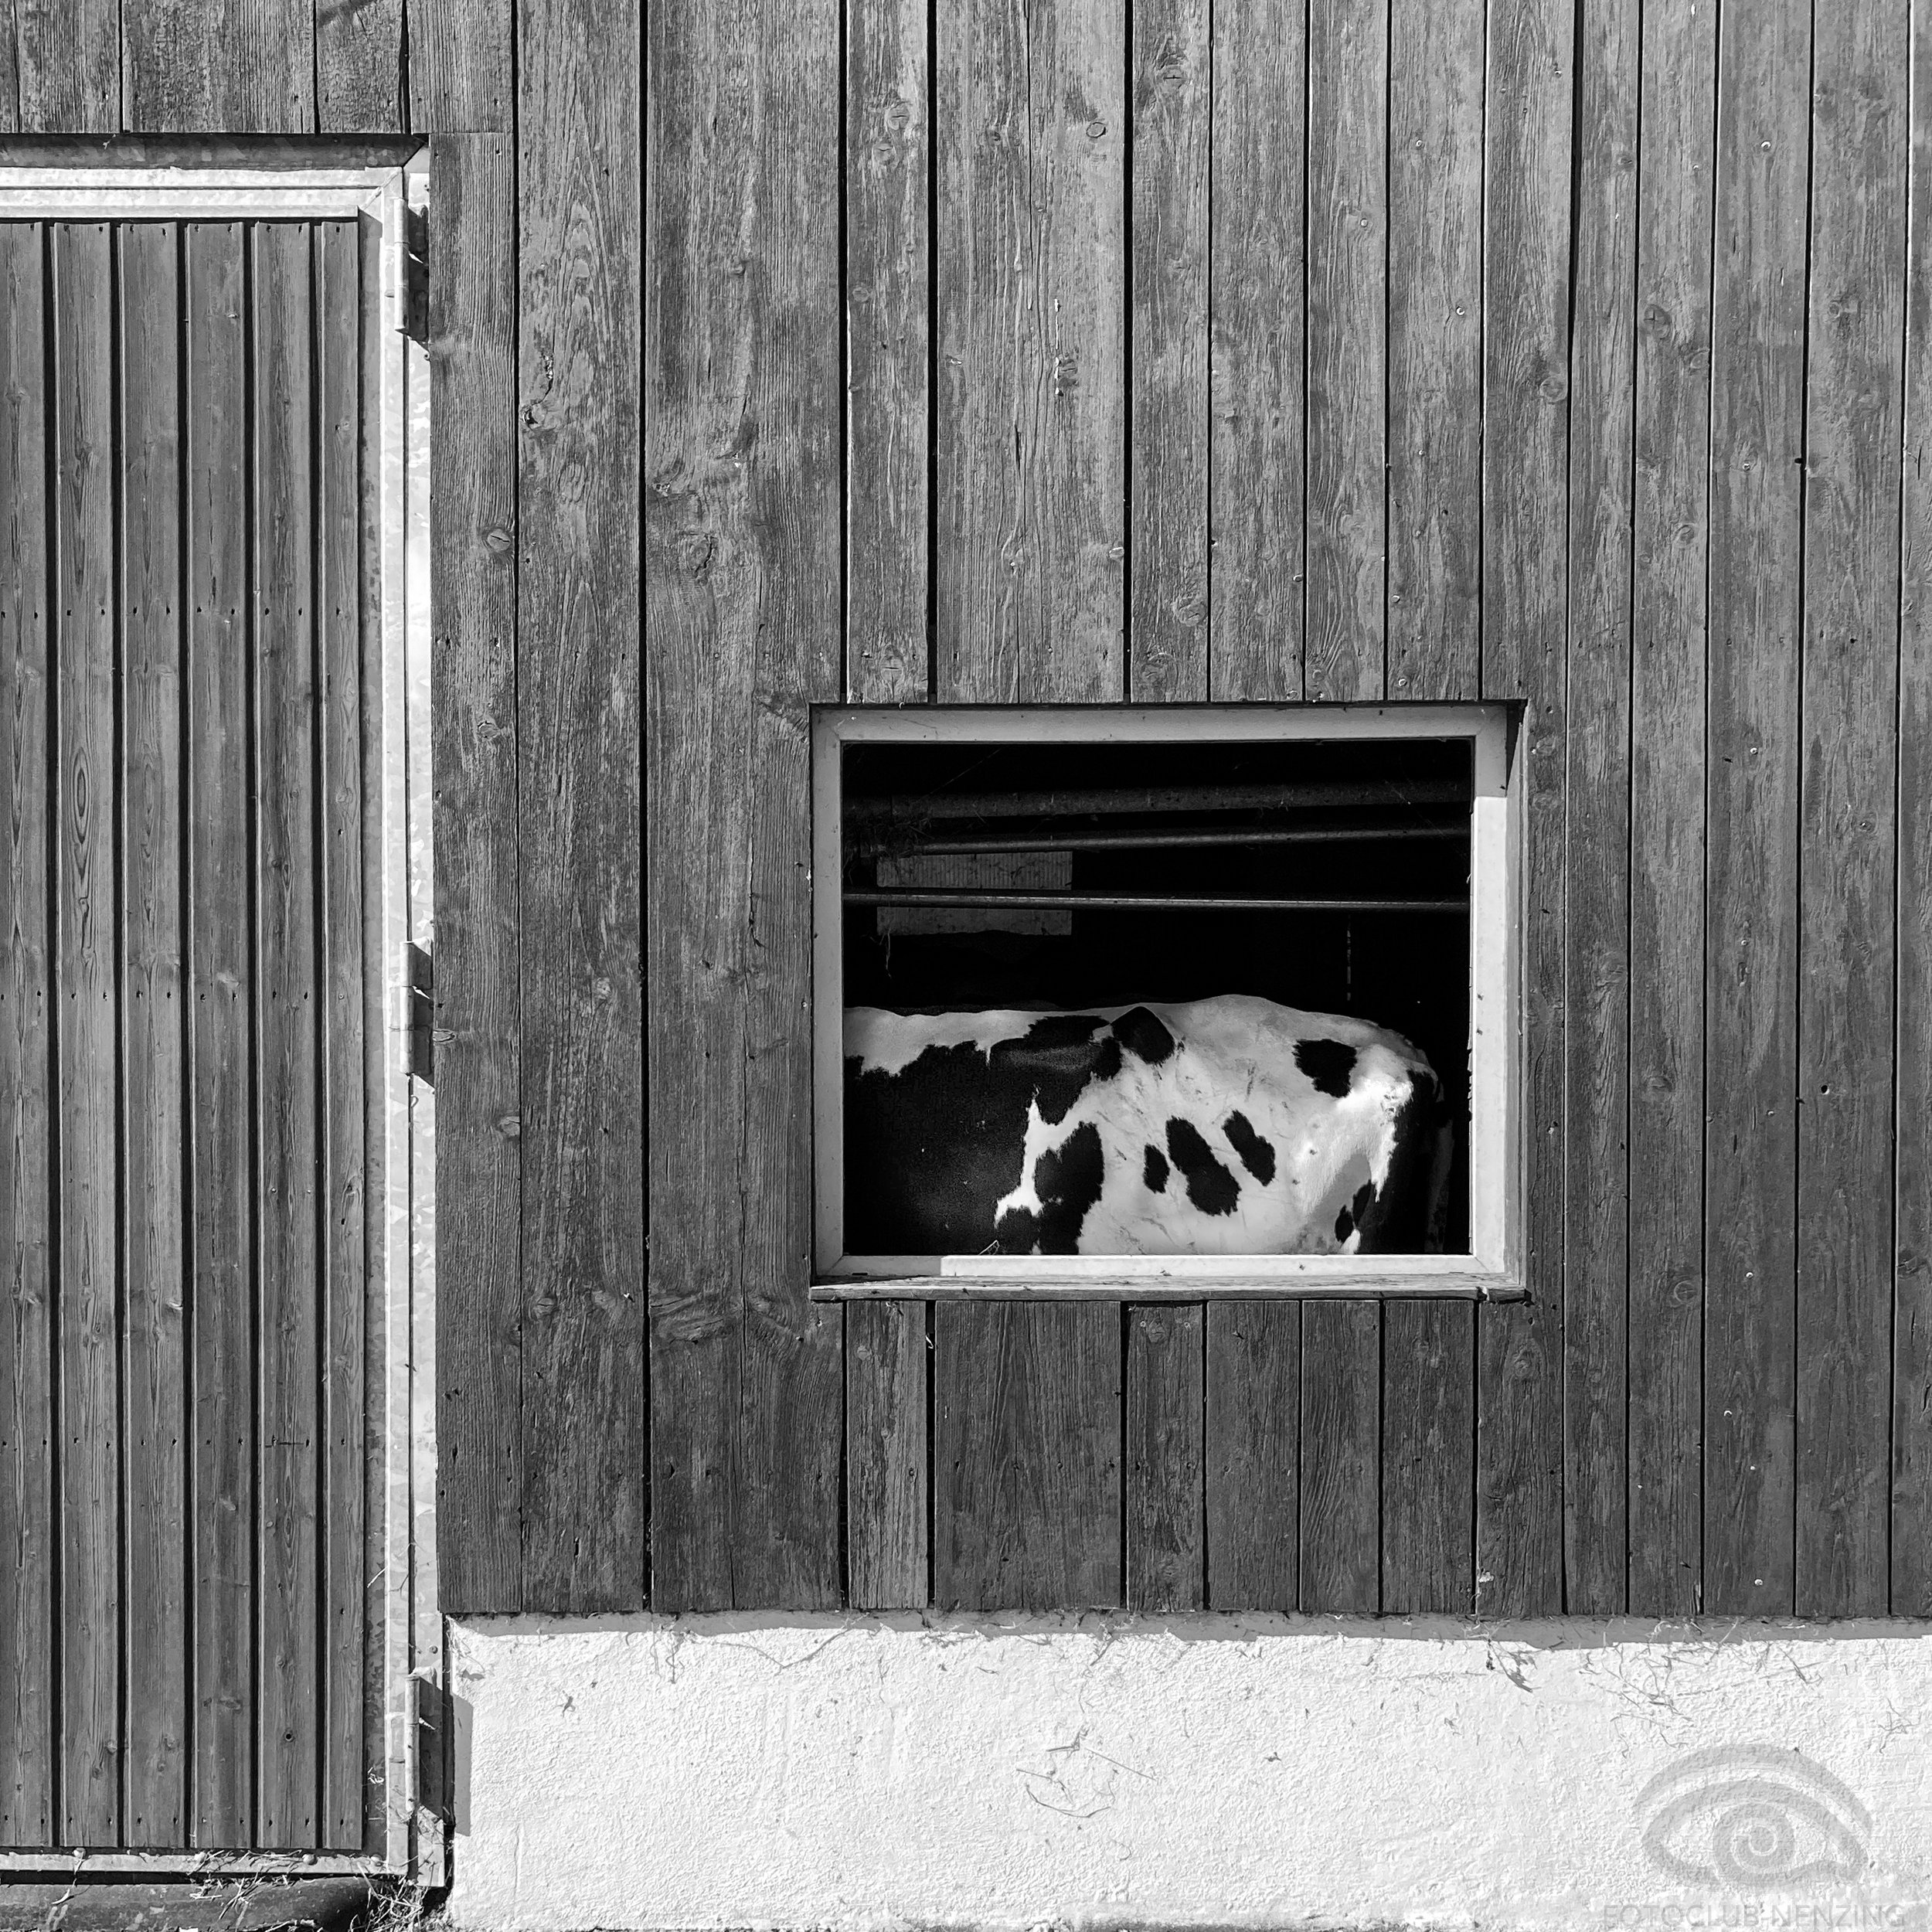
[845,1005,1068,1080]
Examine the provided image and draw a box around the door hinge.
[399,941,434,1082]
[402,201,429,345]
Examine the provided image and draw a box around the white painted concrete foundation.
[444,1614,1932,1930]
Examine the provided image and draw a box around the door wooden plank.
[1562,0,1638,1617]
[185,221,253,1850]
[1702,0,1808,1617]
[1129,0,1209,701]
[520,0,645,1612]
[845,1301,928,1610]
[1304,0,1386,703]
[124,0,316,134]
[52,219,120,1849]
[1896,0,1932,1617]
[934,0,1125,702]
[1628,0,1715,1620]
[1794,0,1908,1619]
[408,0,514,132]
[1206,0,1304,701]
[1381,1300,1475,1613]
[316,218,367,1852]
[1386,0,1481,701]
[1298,1301,1379,1611]
[120,219,188,1849]
[1124,1304,1204,1611]
[1204,1302,1298,1609]
[318,0,404,133]
[432,135,524,1617]
[12,0,117,132]
[1475,0,1572,1619]
[0,219,54,1850]
[846,0,930,704]
[250,221,321,1850]
[934,1302,1121,1609]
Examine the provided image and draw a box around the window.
[811,706,1519,1300]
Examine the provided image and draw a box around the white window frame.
[0,158,436,1881]
[811,703,1521,1301]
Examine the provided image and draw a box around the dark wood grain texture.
[1476,0,1573,1618]
[1298,1301,1379,1611]
[124,0,316,133]
[410,0,512,131]
[1124,1304,1203,1611]
[52,219,119,1848]
[845,0,929,703]
[935,0,1125,702]
[119,219,187,1849]
[317,0,403,132]
[1561,0,1638,1617]
[1793,0,1907,1619]
[12,0,116,131]
[1381,1300,1475,1612]
[845,1301,928,1609]
[1386,0,1481,700]
[433,136,524,1617]
[519,0,645,1614]
[1303,0,1386,703]
[185,220,253,1849]
[1129,0,1209,699]
[1702,0,1809,1617]
[0,219,54,1849]
[1896,0,1932,1617]
[1206,0,1303,701]
[1627,0,1714,1621]
[934,1302,1121,1609]
[1204,1302,1298,1608]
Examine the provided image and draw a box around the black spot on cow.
[1294,1037,1358,1099]
[1334,1181,1375,1245]
[1164,1117,1240,1216]
[1143,1142,1169,1192]
[1009,1012,1114,1124]
[1112,1005,1175,1066]
[995,1121,1107,1254]
[1223,1110,1276,1185]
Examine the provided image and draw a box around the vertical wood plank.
[432,136,524,1616]
[0,219,54,1849]
[1381,1300,1475,1613]
[1627,0,1714,1621]
[1562,0,1638,1617]
[521,0,645,1613]
[1124,1304,1203,1611]
[1129,0,1209,699]
[1204,1302,1298,1609]
[1793,0,1907,1619]
[124,0,316,134]
[1702,0,1809,1617]
[1896,0,1932,1617]
[845,1300,927,1610]
[846,0,930,703]
[1304,0,1387,703]
[1206,0,1304,701]
[934,1302,1120,1610]
[121,219,187,1849]
[251,220,320,1849]
[935,0,1125,703]
[318,0,404,133]
[1386,0,1482,700]
[1298,1301,1379,1611]
[316,217,366,1852]
[52,219,119,1849]
[13,0,117,132]
[1476,0,1572,1618]
[409,0,514,131]
[185,220,253,1849]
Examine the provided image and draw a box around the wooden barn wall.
[0,0,1927,1625]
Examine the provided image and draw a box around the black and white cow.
[844,994,1452,1257]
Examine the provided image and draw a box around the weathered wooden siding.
[2,0,1928,1630]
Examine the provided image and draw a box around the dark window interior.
[841,733,1474,1251]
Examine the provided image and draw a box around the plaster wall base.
[444,1614,1932,1931]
